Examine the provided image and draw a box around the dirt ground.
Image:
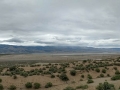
[0,53,119,61]
[0,53,120,90]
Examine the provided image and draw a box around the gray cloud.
[3,38,24,43]
[0,0,120,47]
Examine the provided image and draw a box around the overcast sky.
[0,0,120,47]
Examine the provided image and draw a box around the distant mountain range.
[0,44,120,54]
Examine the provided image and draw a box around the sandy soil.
[0,53,119,61]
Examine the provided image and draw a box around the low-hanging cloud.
[3,38,24,43]
[0,0,120,47]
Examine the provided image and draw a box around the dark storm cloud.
[3,38,24,43]
[0,0,120,47]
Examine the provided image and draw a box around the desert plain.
[0,53,120,90]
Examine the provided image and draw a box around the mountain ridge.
[0,44,120,54]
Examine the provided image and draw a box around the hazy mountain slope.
[0,44,120,54]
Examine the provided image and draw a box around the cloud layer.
[0,0,120,47]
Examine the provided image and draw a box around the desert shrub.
[39,69,43,73]
[115,70,120,75]
[55,63,58,66]
[102,69,106,73]
[64,86,76,90]
[76,85,88,89]
[97,76,100,78]
[33,83,41,89]
[96,82,115,90]
[49,66,57,73]
[80,79,83,81]
[9,66,17,71]
[87,79,94,84]
[106,74,110,77]
[70,70,76,76]
[0,84,4,90]
[113,67,117,70]
[61,63,69,68]
[95,68,100,73]
[100,73,104,77]
[87,74,92,79]
[51,74,55,78]
[45,82,52,88]
[83,60,87,63]
[71,81,75,83]
[91,68,94,71]
[111,74,120,80]
[119,86,120,89]
[56,74,59,77]
[0,79,2,83]
[59,73,69,81]
[30,64,35,67]
[48,63,51,65]
[8,85,16,90]
[74,65,85,70]
[81,74,84,78]
[3,72,11,76]
[104,66,108,70]
[21,72,28,77]
[58,67,66,73]
[42,67,46,70]
[43,71,51,74]
[13,75,17,79]
[46,66,49,68]
[25,82,32,88]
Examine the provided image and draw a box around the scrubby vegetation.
[0,79,2,83]
[87,74,92,79]
[0,84,4,90]
[64,86,76,90]
[102,69,106,73]
[25,82,32,88]
[0,55,120,89]
[76,85,88,89]
[96,82,115,90]
[111,74,120,80]
[8,85,16,90]
[87,79,94,84]
[95,68,100,73]
[45,82,52,88]
[70,70,76,76]
[59,73,69,81]
[33,83,41,89]
[100,73,104,77]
